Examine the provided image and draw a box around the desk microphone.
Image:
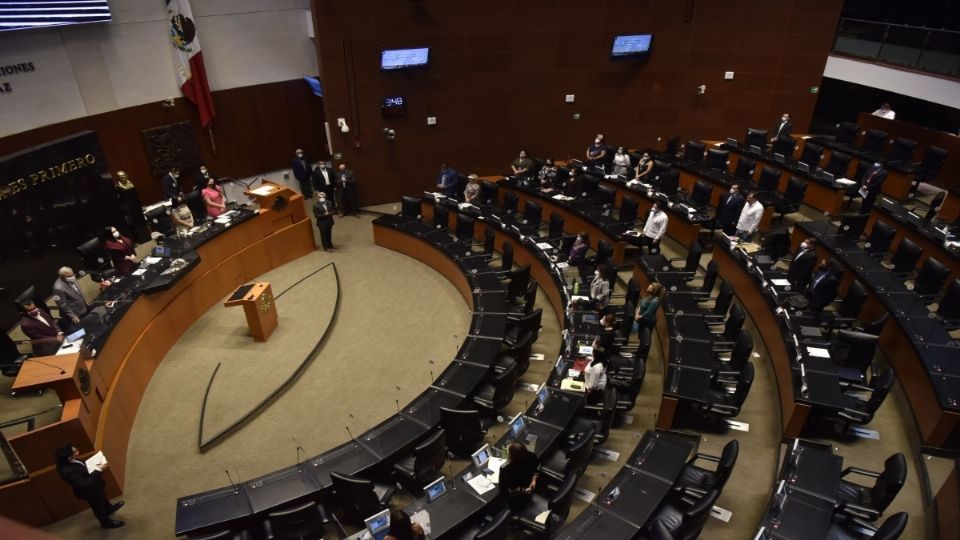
[293,437,305,471]
[27,358,66,375]
[225,469,238,493]
[430,370,434,384]
[395,399,400,413]
[346,426,356,441]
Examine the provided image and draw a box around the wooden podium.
[224,282,278,342]
[244,179,306,233]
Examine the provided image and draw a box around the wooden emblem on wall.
[141,121,202,180]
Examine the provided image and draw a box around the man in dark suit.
[787,238,818,290]
[18,299,63,356]
[436,163,459,199]
[52,266,93,330]
[195,164,219,192]
[312,191,335,251]
[55,444,124,529]
[806,259,839,313]
[716,183,745,236]
[291,149,313,197]
[311,160,336,208]
[858,162,887,214]
[161,168,180,201]
[337,163,358,216]
[770,112,793,142]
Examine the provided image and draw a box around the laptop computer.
[152,245,172,257]
[364,509,391,540]
[424,477,448,503]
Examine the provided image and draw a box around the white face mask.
[594,138,602,144]
[65,276,76,283]
[112,231,120,239]
[782,116,788,122]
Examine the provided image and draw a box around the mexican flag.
[165,0,215,128]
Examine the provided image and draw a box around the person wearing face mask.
[18,299,64,356]
[735,192,764,242]
[311,160,337,206]
[586,133,607,165]
[806,259,839,313]
[511,150,533,179]
[771,112,793,142]
[612,146,631,177]
[202,177,227,219]
[787,237,818,290]
[337,163,359,216]
[717,183,746,236]
[636,201,668,253]
[195,164,218,192]
[312,191,335,252]
[632,152,654,183]
[857,161,887,214]
[291,148,313,197]
[103,226,137,275]
[161,168,180,201]
[538,158,558,190]
[169,194,195,233]
[52,267,97,329]
[589,264,612,310]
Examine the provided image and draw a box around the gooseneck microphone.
[225,469,238,493]
[27,358,66,374]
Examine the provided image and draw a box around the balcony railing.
[833,18,960,79]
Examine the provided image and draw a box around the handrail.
[838,17,960,34]
[832,17,960,79]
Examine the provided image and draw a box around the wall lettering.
[0,61,36,95]
[0,153,96,201]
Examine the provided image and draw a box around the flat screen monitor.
[65,328,86,343]
[611,34,653,57]
[471,444,491,470]
[364,509,391,540]
[424,477,447,503]
[509,414,526,438]
[381,47,429,70]
[536,384,549,407]
[555,357,565,377]
[1,0,111,32]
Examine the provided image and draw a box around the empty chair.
[829,329,879,383]
[691,180,713,207]
[480,181,498,205]
[745,128,767,149]
[824,152,852,178]
[0,332,27,377]
[733,156,756,182]
[864,221,896,256]
[817,280,868,332]
[771,135,796,158]
[757,166,781,192]
[540,428,595,485]
[916,145,949,182]
[498,242,514,271]
[773,177,806,221]
[913,256,949,302]
[700,281,734,320]
[594,239,614,267]
[455,213,476,241]
[674,439,739,497]
[826,511,908,540]
[183,189,205,221]
[798,142,824,169]
[857,312,890,336]
[580,174,600,197]
[918,190,946,223]
[329,472,395,525]
[592,185,616,209]
[836,453,906,521]
[76,237,115,281]
[440,408,488,458]
[453,508,511,540]
[758,228,791,263]
[571,387,618,444]
[393,429,447,493]
[261,500,326,540]
[503,307,541,349]
[684,140,706,162]
[714,330,753,379]
[505,265,532,304]
[886,137,916,163]
[619,197,639,225]
[710,304,746,351]
[860,129,888,154]
[513,472,578,537]
[886,237,922,276]
[401,195,421,218]
[472,361,519,414]
[433,204,449,229]
[705,148,730,171]
[699,362,753,418]
[937,279,960,329]
[657,169,680,196]
[547,212,564,238]
[646,489,719,540]
[186,529,251,540]
[836,121,860,144]
[502,191,519,214]
[838,213,869,239]
[523,200,542,226]
[835,368,895,427]
[144,205,175,236]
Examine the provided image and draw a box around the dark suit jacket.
[718,192,745,228]
[338,169,356,188]
[807,271,839,311]
[291,157,312,183]
[57,460,105,500]
[787,249,817,289]
[860,166,887,193]
[195,171,219,191]
[161,173,179,200]
[313,200,334,226]
[311,166,335,191]
[52,278,88,321]
[20,307,62,356]
[772,120,794,140]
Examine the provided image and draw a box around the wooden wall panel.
[0,80,328,205]
[310,0,842,207]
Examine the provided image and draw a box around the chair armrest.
[715,370,742,381]
[837,409,869,423]
[837,501,881,522]
[841,466,880,479]
[691,452,721,464]
[839,381,873,393]
[263,519,275,540]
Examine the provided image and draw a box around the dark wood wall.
[311,0,842,206]
[0,79,328,205]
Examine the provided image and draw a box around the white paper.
[534,510,551,524]
[466,474,496,495]
[144,256,162,265]
[807,347,830,358]
[488,456,504,484]
[771,279,791,286]
[835,178,856,186]
[250,185,276,196]
[56,339,83,355]
[85,451,107,474]
[131,269,147,276]
[571,295,590,302]
[410,509,431,536]
[537,242,553,250]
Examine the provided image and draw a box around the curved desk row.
[794,221,960,451]
[868,196,960,285]
[2,200,316,527]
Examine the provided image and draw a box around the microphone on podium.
[27,358,66,375]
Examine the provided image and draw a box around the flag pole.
[208,125,217,155]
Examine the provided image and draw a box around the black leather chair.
[885,238,922,276]
[497,242,514,272]
[860,129,888,154]
[619,196,639,226]
[580,174,600,198]
[646,488,719,540]
[824,152,852,178]
[145,205,175,236]
[771,135,796,158]
[648,520,675,540]
[886,137,916,163]
[513,472,578,537]
[547,212,564,239]
[502,191,519,214]
[393,429,447,493]
[472,361,519,415]
[864,221,896,256]
[733,156,756,182]
[593,185,616,209]
[683,140,706,162]
[936,279,960,329]
[503,307,541,350]
[480,181,499,206]
[918,190,946,223]
[699,281,734,321]
[261,500,327,540]
[401,195,421,218]
[523,200,542,227]
[440,408,489,458]
[826,511,908,540]
[829,329,879,384]
[915,145,949,183]
[745,128,767,150]
[571,387,618,444]
[913,256,949,302]
[433,204,449,230]
[835,368,894,427]
[757,166,781,192]
[705,148,730,172]
[856,312,889,336]
[694,260,719,297]
[691,180,712,208]
[836,453,906,521]
[657,169,680,197]
[773,177,806,222]
[455,213,476,242]
[700,362,753,418]
[329,472,395,525]
[815,280,868,332]
[798,142,824,169]
[838,213,869,239]
[674,439,739,498]
[451,508,511,540]
[836,122,860,144]
[0,333,28,378]
[713,330,753,380]
[76,237,116,281]
[540,428,595,486]
[709,303,745,353]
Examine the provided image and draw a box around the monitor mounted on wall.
[611,34,653,57]
[0,0,112,32]
[381,47,430,70]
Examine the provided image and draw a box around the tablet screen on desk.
[66,328,86,342]
[425,477,447,502]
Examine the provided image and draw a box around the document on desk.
[410,509,431,536]
[771,279,791,287]
[250,185,276,196]
[466,474,496,495]
[131,269,147,276]
[85,451,107,474]
[144,256,162,265]
[835,178,856,186]
[807,347,830,358]
[56,339,83,355]
[537,242,554,250]
[534,510,550,524]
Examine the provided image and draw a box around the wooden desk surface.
[11,354,78,392]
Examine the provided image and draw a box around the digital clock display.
[381,95,407,117]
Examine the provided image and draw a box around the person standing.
[311,160,336,207]
[735,192,764,242]
[498,442,540,512]
[55,444,124,529]
[637,201,668,253]
[871,102,895,120]
[612,146,632,177]
[312,191,335,252]
[195,165,218,192]
[19,299,63,356]
[103,226,137,275]
[337,163,359,216]
[787,238,818,290]
[634,283,664,335]
[436,163,459,199]
[858,162,887,214]
[161,169,180,201]
[464,174,481,204]
[52,267,94,330]
[586,133,607,165]
[717,183,746,236]
[511,150,533,179]
[202,178,227,219]
[291,149,313,197]
[770,112,793,142]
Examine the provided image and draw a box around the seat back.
[624,278,641,306]
[0,332,26,368]
[183,189,205,220]
[783,177,806,205]
[658,169,679,195]
[729,330,753,372]
[596,239,614,267]
[580,174,600,197]
[77,237,111,272]
[839,280,868,319]
[684,241,704,273]
[566,427,596,476]
[480,181,498,205]
[474,508,511,540]
[861,129,888,153]
[440,408,485,456]
[870,453,906,514]
[14,286,46,313]
[548,473,579,521]
[691,180,713,207]
[490,361,519,410]
[712,281,734,318]
[401,195,421,218]
[502,191,519,214]
[456,213,476,240]
[593,185,616,209]
[836,122,860,144]
[920,145,948,174]
[938,279,960,320]
[506,265,532,300]
[761,229,791,260]
[758,166,781,191]
[915,257,949,296]
[890,238,922,273]
[887,137,916,162]
[677,489,720,540]
[700,260,719,295]
[732,362,755,408]
[330,472,381,521]
[619,197,638,225]
[825,152,852,177]
[838,213,868,239]
[722,304,746,341]
[873,512,909,540]
[649,521,674,540]
[734,156,756,181]
[924,191,946,222]
[596,388,618,440]
[145,205,175,236]
[433,204,449,229]
[772,136,796,157]
[860,312,889,336]
[865,220,896,254]
[509,307,542,333]
[865,369,895,416]
[684,140,706,162]
[715,440,740,491]
[832,329,878,370]
[745,128,767,150]
[264,500,324,539]
[548,212,564,238]
[500,242,514,271]
[523,200,542,226]
[799,142,823,168]
[705,148,730,171]
[410,429,447,481]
